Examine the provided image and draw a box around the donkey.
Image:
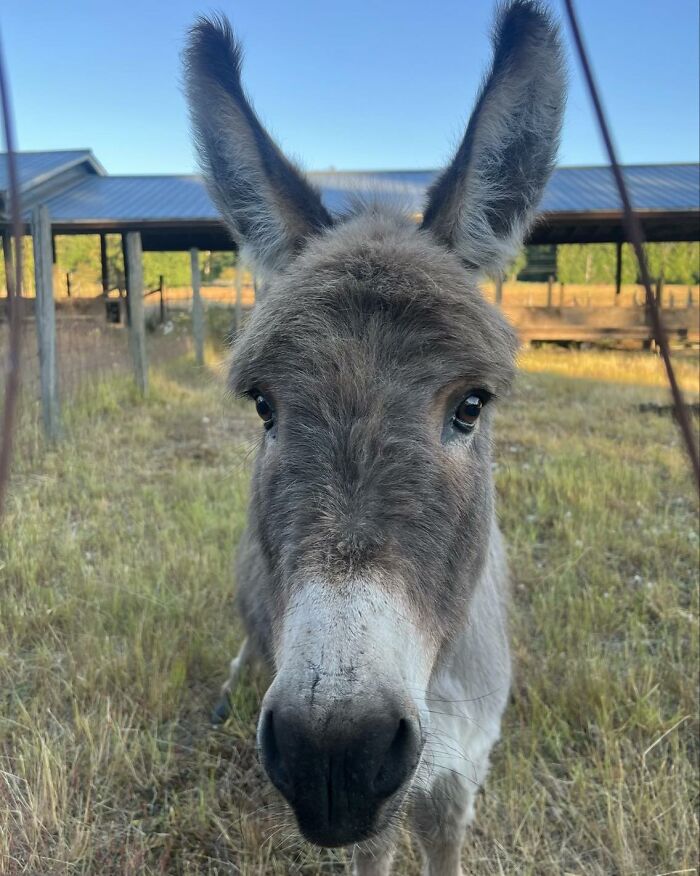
[185,3,564,873]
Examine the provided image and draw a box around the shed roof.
[0,149,105,193]
[309,164,700,217]
[2,150,698,249]
[34,163,700,224]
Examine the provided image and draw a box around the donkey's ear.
[184,16,332,275]
[420,1,565,276]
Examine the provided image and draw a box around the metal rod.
[0,26,23,518]
[563,0,700,490]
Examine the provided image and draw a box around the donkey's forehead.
[231,214,518,395]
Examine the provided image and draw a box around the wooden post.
[190,248,205,366]
[65,271,72,298]
[100,233,109,296]
[546,275,553,308]
[687,286,693,309]
[495,275,503,305]
[31,205,60,441]
[124,232,148,395]
[158,274,165,324]
[234,255,243,336]
[559,282,565,307]
[655,276,664,309]
[2,232,12,296]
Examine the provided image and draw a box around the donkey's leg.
[410,767,483,876]
[410,720,497,876]
[351,835,396,876]
[211,636,252,724]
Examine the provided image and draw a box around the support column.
[31,205,60,441]
[614,241,622,303]
[190,248,205,366]
[2,232,12,295]
[124,232,148,395]
[100,233,109,296]
[234,252,243,337]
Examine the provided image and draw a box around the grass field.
[1,346,698,875]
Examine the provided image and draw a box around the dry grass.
[1,345,698,875]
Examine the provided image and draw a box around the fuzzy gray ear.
[420,1,566,276]
[184,16,332,276]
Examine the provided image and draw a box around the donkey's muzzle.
[259,703,422,846]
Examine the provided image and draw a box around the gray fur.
[421,1,566,277]
[184,3,565,872]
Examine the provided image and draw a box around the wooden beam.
[615,241,622,300]
[31,205,60,441]
[124,232,148,395]
[495,275,503,305]
[234,255,243,336]
[190,247,205,366]
[100,233,109,296]
[2,232,12,298]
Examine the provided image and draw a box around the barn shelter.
[1,149,698,332]
[1,148,699,260]
[1,150,698,441]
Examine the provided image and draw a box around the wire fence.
[0,265,254,473]
[1,0,699,515]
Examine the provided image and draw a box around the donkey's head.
[185,1,564,848]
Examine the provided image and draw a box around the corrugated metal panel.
[38,163,699,224]
[43,175,215,221]
[0,150,96,192]
[540,164,700,212]
[310,165,700,216]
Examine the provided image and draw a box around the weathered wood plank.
[190,247,205,366]
[124,232,148,395]
[503,304,700,343]
[31,205,60,441]
[234,257,243,337]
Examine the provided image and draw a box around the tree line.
[2,235,698,296]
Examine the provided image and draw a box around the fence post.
[655,276,664,309]
[2,233,12,319]
[190,247,205,366]
[546,275,553,308]
[124,231,148,395]
[234,255,243,336]
[100,233,109,297]
[158,274,165,324]
[31,205,60,441]
[614,241,623,304]
[687,286,693,309]
[495,275,503,305]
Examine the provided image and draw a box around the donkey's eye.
[254,393,274,430]
[453,392,486,433]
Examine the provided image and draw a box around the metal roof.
[1,150,696,248]
[309,164,700,215]
[540,164,699,213]
[42,175,214,222]
[35,163,698,225]
[0,149,105,193]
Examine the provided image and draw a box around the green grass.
[1,347,698,875]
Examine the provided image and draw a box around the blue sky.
[3,1,699,174]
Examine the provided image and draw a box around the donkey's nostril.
[259,709,293,799]
[258,702,421,846]
[372,716,421,799]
